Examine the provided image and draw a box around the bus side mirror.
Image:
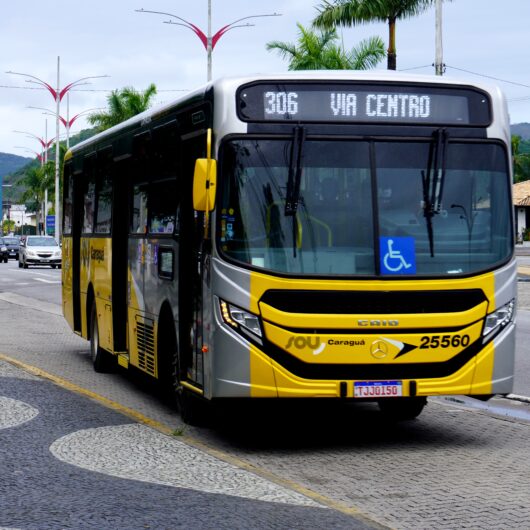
[193,158,217,212]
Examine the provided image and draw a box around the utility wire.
[398,64,530,104]
[399,64,530,91]
[445,65,530,89]
[398,65,432,71]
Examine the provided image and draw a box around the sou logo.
[285,336,326,355]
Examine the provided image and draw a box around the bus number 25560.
[419,334,470,349]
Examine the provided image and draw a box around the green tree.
[21,162,54,233]
[2,219,15,235]
[88,84,157,131]
[267,23,385,70]
[512,134,530,183]
[313,0,438,70]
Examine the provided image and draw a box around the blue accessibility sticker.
[380,236,416,275]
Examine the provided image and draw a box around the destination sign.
[237,83,491,126]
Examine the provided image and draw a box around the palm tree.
[313,0,437,70]
[21,163,53,233]
[267,23,385,70]
[88,83,157,131]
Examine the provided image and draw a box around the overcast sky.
[0,0,529,156]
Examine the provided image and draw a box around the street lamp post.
[7,58,108,240]
[434,0,444,76]
[13,130,54,152]
[136,4,281,81]
[27,105,103,149]
[14,147,44,163]
[13,146,48,234]
[13,127,56,235]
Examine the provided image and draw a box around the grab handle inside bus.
[193,129,217,212]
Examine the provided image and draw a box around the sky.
[1,0,530,156]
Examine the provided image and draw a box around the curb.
[506,393,530,404]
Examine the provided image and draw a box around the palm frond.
[348,36,386,69]
[87,84,158,131]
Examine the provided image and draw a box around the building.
[513,181,530,242]
[2,204,36,235]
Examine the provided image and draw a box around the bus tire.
[177,388,208,426]
[89,302,115,373]
[159,316,208,426]
[378,397,427,421]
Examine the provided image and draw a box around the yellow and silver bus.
[62,72,516,423]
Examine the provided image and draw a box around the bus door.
[72,171,83,333]
[63,161,82,333]
[178,130,208,389]
[143,121,180,379]
[128,132,151,369]
[111,154,130,353]
[79,154,99,338]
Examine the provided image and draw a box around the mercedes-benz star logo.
[370,340,388,359]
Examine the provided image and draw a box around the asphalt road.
[0,258,529,529]
[0,259,62,305]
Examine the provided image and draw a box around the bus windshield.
[218,138,512,276]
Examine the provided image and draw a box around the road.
[0,261,62,305]
[0,258,529,529]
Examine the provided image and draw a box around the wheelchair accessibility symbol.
[380,237,416,274]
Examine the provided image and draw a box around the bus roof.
[67,71,506,157]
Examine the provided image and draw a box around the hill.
[1,127,98,204]
[0,152,32,180]
[511,123,530,140]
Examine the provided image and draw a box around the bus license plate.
[354,381,403,398]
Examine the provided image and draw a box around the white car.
[18,235,62,269]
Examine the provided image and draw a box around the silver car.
[18,235,62,269]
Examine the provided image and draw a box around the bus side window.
[95,171,113,234]
[150,121,180,236]
[131,131,152,235]
[149,179,178,235]
[131,182,148,234]
[82,172,96,235]
[63,164,73,235]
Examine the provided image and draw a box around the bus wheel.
[378,397,427,421]
[177,387,208,426]
[90,302,115,373]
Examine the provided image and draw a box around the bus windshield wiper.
[285,126,306,258]
[285,126,306,217]
[421,128,448,257]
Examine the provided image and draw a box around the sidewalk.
[515,243,530,256]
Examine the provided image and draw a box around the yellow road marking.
[0,351,388,528]
[0,352,173,435]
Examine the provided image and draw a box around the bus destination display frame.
[237,81,492,126]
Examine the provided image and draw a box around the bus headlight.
[220,300,262,338]
[483,300,514,338]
